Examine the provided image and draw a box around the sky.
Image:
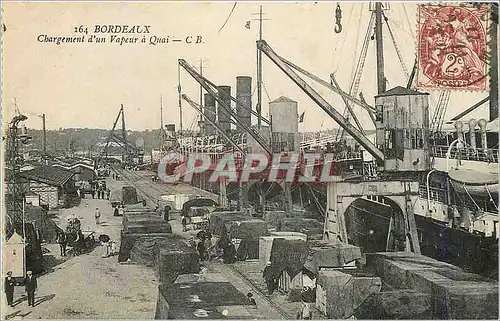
[2,1,491,132]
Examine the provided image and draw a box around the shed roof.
[375,86,429,98]
[270,96,297,103]
[20,165,75,187]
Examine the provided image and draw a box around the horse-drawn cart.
[64,217,96,255]
[82,230,96,249]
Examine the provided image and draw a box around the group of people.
[4,271,38,308]
[189,232,237,264]
[113,205,124,217]
[89,187,110,200]
[101,240,117,258]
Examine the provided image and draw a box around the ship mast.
[257,5,263,129]
[160,95,165,150]
[374,2,386,94]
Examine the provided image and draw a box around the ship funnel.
[204,93,216,135]
[217,86,231,134]
[468,119,477,150]
[236,76,252,132]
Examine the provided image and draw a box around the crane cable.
[336,10,375,141]
[332,3,355,72]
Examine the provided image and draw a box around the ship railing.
[431,145,499,163]
[419,185,447,203]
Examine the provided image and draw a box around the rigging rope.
[336,11,375,141]
[402,3,416,39]
[262,82,272,101]
[463,183,482,211]
[218,2,238,33]
[485,185,499,211]
[383,12,410,80]
[306,182,326,218]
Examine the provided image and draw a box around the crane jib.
[256,40,385,163]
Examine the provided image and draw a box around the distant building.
[52,162,96,181]
[20,165,76,209]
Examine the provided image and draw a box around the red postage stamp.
[416,4,490,91]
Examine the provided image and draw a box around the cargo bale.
[269,238,309,281]
[304,241,362,274]
[208,212,248,236]
[157,248,200,284]
[316,269,381,319]
[119,231,172,262]
[354,290,432,319]
[130,234,187,267]
[122,186,138,205]
[155,282,264,319]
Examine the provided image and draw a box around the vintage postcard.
[2,1,498,320]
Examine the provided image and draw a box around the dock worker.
[4,271,15,307]
[181,215,188,232]
[246,293,256,305]
[164,205,171,221]
[263,261,277,295]
[94,207,101,225]
[56,229,67,256]
[24,271,37,307]
[297,301,312,320]
[197,239,207,261]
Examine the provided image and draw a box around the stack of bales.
[119,208,172,262]
[208,212,268,260]
[122,186,139,205]
[119,207,198,284]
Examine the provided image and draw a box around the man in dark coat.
[56,230,67,256]
[164,205,171,222]
[263,261,276,295]
[24,270,37,307]
[4,271,15,307]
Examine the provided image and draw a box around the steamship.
[160,3,498,277]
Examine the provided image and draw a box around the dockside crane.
[98,105,140,166]
[257,39,423,254]
[256,40,385,163]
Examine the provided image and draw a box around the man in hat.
[24,271,37,307]
[94,207,101,225]
[263,261,276,295]
[4,271,15,307]
[246,292,256,305]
